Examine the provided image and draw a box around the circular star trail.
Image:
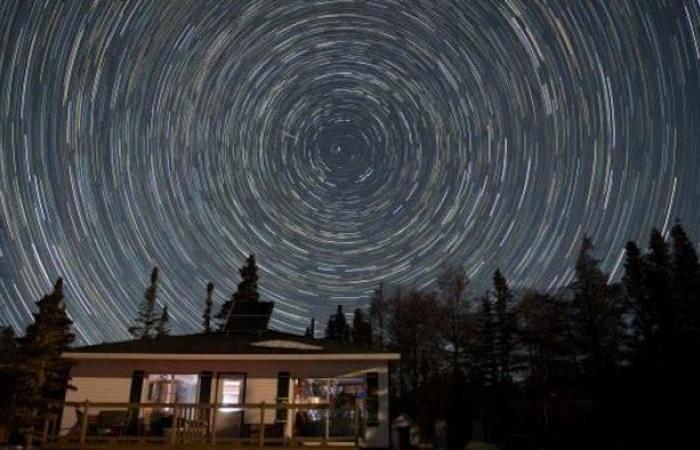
[1,0,700,343]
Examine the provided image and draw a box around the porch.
[35,401,364,449]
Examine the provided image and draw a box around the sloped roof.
[65,330,395,356]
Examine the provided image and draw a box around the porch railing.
[34,401,365,448]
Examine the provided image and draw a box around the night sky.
[1,0,699,344]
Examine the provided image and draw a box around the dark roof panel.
[67,330,389,355]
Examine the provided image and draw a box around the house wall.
[62,357,391,448]
[62,375,132,436]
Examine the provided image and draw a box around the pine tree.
[325,305,350,342]
[351,308,372,347]
[623,241,653,363]
[438,267,468,377]
[474,294,498,387]
[670,222,700,341]
[369,284,389,350]
[129,267,160,339]
[16,278,74,434]
[493,269,516,384]
[203,282,214,334]
[155,304,170,337]
[669,222,700,384]
[644,229,673,362]
[570,237,621,382]
[0,327,19,432]
[216,255,260,328]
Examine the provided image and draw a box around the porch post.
[80,400,89,444]
[259,402,266,447]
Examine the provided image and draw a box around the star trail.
[1,0,699,344]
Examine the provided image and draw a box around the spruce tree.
[325,305,350,342]
[669,222,700,381]
[670,222,700,339]
[129,267,160,339]
[16,278,74,434]
[493,269,516,384]
[203,282,214,334]
[155,304,170,337]
[474,294,498,387]
[438,267,468,377]
[351,308,372,347]
[570,237,621,382]
[644,229,673,361]
[369,283,389,350]
[623,241,653,363]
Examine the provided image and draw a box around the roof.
[64,330,399,360]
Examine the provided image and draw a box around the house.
[55,301,399,448]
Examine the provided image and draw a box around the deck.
[34,401,364,449]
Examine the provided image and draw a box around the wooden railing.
[34,401,365,448]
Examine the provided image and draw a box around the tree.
[129,267,160,339]
[570,237,621,380]
[216,255,260,328]
[438,266,468,377]
[644,229,673,356]
[325,305,350,342]
[155,304,170,337]
[472,294,498,388]
[492,269,516,384]
[0,327,19,438]
[670,222,700,349]
[16,278,74,437]
[518,290,575,435]
[351,308,372,347]
[369,284,390,350]
[387,289,444,427]
[203,282,214,334]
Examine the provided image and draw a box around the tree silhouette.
[129,267,160,339]
[325,305,350,342]
[155,304,170,337]
[16,278,74,437]
[351,308,372,347]
[203,282,214,334]
[369,283,389,350]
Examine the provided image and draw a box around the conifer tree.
[493,269,516,384]
[623,241,653,362]
[351,308,372,347]
[16,278,74,434]
[369,283,389,350]
[670,222,700,377]
[155,304,170,337]
[438,266,468,376]
[644,229,673,360]
[570,237,621,381]
[474,294,498,387]
[203,282,214,334]
[670,222,700,336]
[325,305,350,342]
[129,267,160,339]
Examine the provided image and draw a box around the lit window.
[219,379,242,412]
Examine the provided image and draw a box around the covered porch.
[36,400,365,449]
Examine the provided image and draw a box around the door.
[215,373,246,439]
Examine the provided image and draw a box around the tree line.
[314,223,698,450]
[1,223,699,449]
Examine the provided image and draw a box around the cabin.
[49,301,399,449]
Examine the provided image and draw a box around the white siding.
[62,357,393,447]
[60,376,131,435]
